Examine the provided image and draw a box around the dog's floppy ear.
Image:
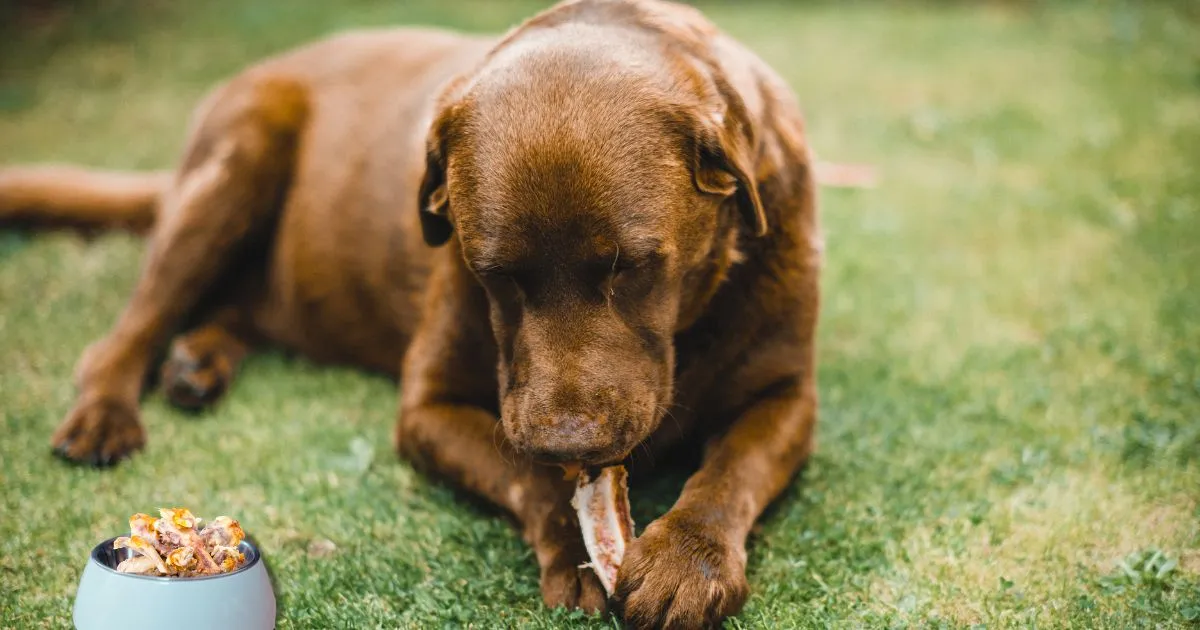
[417,139,452,247]
[417,94,465,247]
[691,75,767,237]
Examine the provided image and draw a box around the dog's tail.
[0,165,171,234]
[814,161,878,189]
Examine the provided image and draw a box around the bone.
[111,508,248,577]
[571,466,635,595]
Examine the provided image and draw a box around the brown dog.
[0,1,820,626]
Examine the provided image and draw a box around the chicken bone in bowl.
[113,508,246,577]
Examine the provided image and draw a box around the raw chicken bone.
[571,466,635,596]
[113,508,247,577]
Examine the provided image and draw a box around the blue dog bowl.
[73,536,275,630]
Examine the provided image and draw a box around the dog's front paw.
[50,396,145,467]
[521,487,609,615]
[539,548,609,614]
[613,510,748,629]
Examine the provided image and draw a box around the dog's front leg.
[397,401,606,612]
[395,245,606,612]
[614,376,817,629]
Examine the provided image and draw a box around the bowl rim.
[89,535,262,582]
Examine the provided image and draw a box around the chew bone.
[571,466,635,595]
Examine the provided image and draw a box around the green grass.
[2,1,1199,627]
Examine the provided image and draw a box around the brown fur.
[0,2,820,627]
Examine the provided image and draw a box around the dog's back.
[0,28,494,371]
[206,29,493,366]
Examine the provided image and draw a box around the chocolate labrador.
[0,0,822,626]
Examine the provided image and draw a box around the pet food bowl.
[73,536,275,630]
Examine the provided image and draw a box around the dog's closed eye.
[472,262,528,282]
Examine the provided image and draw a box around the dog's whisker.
[609,245,620,299]
[492,420,516,468]
[668,398,693,413]
[637,439,655,468]
[656,403,686,438]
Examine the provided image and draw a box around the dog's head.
[416,10,765,466]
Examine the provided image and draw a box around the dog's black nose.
[523,413,615,465]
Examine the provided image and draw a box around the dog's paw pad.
[161,346,232,411]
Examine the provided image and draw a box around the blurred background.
[1,1,1198,627]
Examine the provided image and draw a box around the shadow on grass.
[0,232,31,263]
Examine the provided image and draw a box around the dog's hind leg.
[158,262,266,412]
[50,78,308,466]
[160,305,254,412]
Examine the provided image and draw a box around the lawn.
[2,1,1198,627]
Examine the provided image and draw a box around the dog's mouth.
[558,462,584,480]
[553,458,631,481]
